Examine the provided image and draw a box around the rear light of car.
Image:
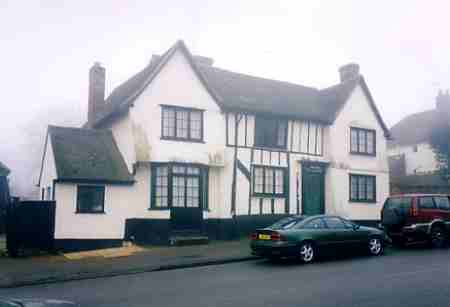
[250,233,257,240]
[410,198,419,216]
[270,232,284,241]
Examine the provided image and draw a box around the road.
[1,247,450,307]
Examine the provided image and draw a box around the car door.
[343,219,370,248]
[322,217,351,253]
[433,196,450,232]
[300,217,334,254]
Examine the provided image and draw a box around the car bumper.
[250,241,298,258]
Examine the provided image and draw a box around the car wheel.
[299,242,315,263]
[368,237,383,256]
[430,226,447,248]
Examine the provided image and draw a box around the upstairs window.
[161,106,203,142]
[254,117,287,149]
[76,185,105,213]
[350,127,376,156]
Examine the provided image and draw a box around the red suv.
[381,194,450,248]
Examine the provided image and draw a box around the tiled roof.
[48,126,133,183]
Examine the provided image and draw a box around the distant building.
[388,90,450,193]
[0,161,10,233]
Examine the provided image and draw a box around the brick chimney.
[339,63,360,83]
[88,62,105,126]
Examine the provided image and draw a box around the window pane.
[77,186,104,213]
[173,166,186,174]
[162,108,175,137]
[358,131,366,153]
[366,177,374,201]
[254,117,284,148]
[276,121,287,147]
[367,131,374,154]
[186,177,200,207]
[325,217,346,229]
[275,169,284,194]
[419,197,435,209]
[176,110,188,138]
[190,111,202,140]
[254,167,264,193]
[265,168,274,193]
[351,129,358,152]
[303,218,326,229]
[155,166,169,207]
[187,167,200,175]
[350,175,358,200]
[434,197,450,210]
[172,176,185,207]
[358,176,366,200]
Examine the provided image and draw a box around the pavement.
[0,239,256,288]
[1,246,449,307]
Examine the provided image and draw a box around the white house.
[38,40,390,251]
[388,90,450,194]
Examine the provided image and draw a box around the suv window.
[303,218,326,229]
[383,197,412,215]
[433,196,450,210]
[324,217,346,229]
[419,196,436,209]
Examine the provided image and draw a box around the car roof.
[389,193,450,198]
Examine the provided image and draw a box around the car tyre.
[430,225,447,249]
[368,237,383,256]
[298,242,315,263]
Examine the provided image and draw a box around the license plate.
[258,234,271,240]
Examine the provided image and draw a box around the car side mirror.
[353,224,360,230]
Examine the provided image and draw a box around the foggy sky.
[1,0,449,195]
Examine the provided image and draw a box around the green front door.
[301,164,325,215]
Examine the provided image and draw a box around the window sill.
[253,145,287,151]
[161,137,205,144]
[348,200,377,204]
[349,152,376,157]
[253,194,286,199]
[148,207,210,211]
[75,211,106,214]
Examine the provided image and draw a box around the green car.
[250,215,389,263]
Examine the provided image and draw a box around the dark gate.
[6,200,56,257]
[302,164,325,215]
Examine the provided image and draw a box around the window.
[383,197,412,215]
[269,216,305,230]
[161,106,203,142]
[419,196,436,209]
[434,196,450,210]
[151,164,206,209]
[350,174,376,202]
[252,166,286,197]
[254,117,287,149]
[76,185,105,213]
[324,217,346,229]
[303,218,326,229]
[350,127,376,155]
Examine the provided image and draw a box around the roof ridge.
[201,65,318,91]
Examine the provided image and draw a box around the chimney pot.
[339,63,360,82]
[88,62,106,127]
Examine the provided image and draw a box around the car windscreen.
[383,197,412,215]
[269,217,304,230]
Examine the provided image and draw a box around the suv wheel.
[430,226,447,248]
[368,237,383,256]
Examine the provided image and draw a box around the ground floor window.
[151,163,208,209]
[349,174,376,202]
[76,185,105,213]
[252,166,286,197]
